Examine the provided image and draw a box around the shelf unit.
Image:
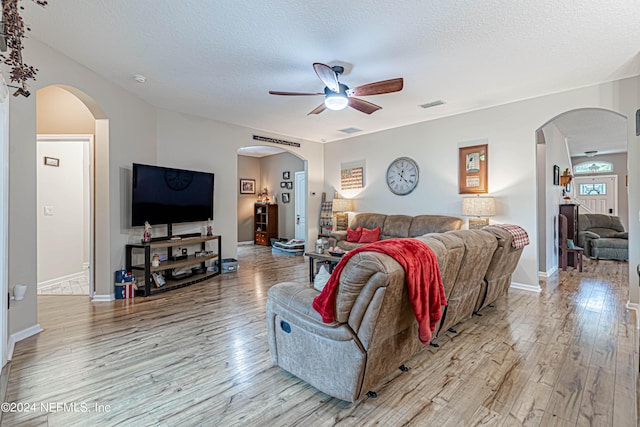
[254,203,278,246]
[126,235,221,296]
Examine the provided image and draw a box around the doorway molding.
[37,134,95,298]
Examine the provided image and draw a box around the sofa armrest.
[613,231,628,239]
[328,230,347,248]
[580,230,600,239]
[330,230,347,241]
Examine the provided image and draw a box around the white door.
[294,171,306,241]
[573,175,618,215]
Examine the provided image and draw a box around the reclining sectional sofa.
[328,213,464,250]
[266,224,524,402]
[578,213,628,261]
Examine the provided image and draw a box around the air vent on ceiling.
[338,127,362,134]
[420,100,445,109]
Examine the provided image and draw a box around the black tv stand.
[126,234,221,296]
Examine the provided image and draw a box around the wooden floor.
[2,246,637,426]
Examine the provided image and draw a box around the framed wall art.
[553,165,560,186]
[458,144,488,194]
[282,192,290,203]
[240,179,256,194]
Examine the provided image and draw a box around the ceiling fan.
[269,63,403,115]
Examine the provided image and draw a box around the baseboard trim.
[538,265,558,278]
[7,324,42,361]
[626,301,639,329]
[510,282,542,293]
[38,271,85,289]
[237,241,254,246]
[91,294,114,302]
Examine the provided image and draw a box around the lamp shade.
[332,198,354,212]
[461,197,495,217]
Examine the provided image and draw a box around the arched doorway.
[35,85,110,300]
[236,145,308,246]
[536,108,628,276]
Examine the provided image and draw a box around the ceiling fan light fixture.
[324,92,349,110]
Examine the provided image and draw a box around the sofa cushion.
[591,237,628,250]
[381,215,412,239]
[580,213,625,232]
[589,227,619,239]
[409,215,464,237]
[347,227,363,243]
[350,213,388,231]
[358,227,380,243]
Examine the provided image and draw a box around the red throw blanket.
[312,238,446,344]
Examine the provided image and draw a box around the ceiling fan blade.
[313,63,340,93]
[307,103,327,115]
[348,97,382,114]
[269,91,323,96]
[348,78,404,97]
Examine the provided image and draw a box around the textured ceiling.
[21,0,640,146]
[552,110,628,158]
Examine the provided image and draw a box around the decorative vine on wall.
[1,0,48,97]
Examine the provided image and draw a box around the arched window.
[574,161,613,174]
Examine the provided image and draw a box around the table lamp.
[332,198,354,231]
[462,196,495,229]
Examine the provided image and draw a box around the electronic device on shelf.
[169,270,192,280]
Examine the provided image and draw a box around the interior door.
[573,175,617,215]
[294,171,306,241]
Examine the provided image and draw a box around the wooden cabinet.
[126,235,221,296]
[254,203,278,246]
[559,204,579,267]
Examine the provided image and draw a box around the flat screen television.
[131,163,214,227]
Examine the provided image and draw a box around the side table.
[304,251,344,282]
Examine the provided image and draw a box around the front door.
[294,171,306,241]
[573,175,618,215]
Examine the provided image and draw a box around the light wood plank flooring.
[2,246,637,426]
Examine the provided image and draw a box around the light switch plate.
[44,206,53,216]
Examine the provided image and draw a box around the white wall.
[260,152,304,240]
[36,140,86,284]
[324,76,640,296]
[154,110,324,259]
[238,155,261,242]
[540,122,572,275]
[5,38,157,334]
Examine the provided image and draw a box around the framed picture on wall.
[458,144,488,194]
[240,179,256,194]
[553,165,560,186]
[283,171,290,180]
[280,181,286,188]
[282,192,290,203]
[286,182,293,190]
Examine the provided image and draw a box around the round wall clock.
[164,170,194,191]
[386,157,419,195]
